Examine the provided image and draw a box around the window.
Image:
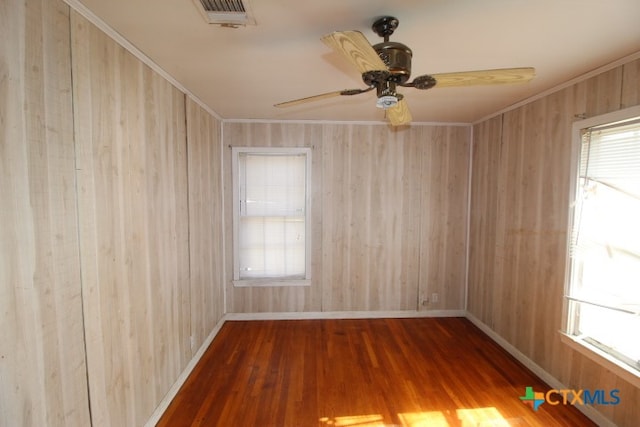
[565,106,640,375]
[232,147,311,286]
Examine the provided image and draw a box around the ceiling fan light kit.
[275,15,535,126]
[376,95,399,109]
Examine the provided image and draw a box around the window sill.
[559,331,640,389]
[233,278,311,288]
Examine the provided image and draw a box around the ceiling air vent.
[193,0,256,27]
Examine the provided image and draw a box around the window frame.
[562,105,640,388]
[231,146,312,287]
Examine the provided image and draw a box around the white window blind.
[567,115,640,369]
[233,149,310,282]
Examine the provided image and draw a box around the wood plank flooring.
[157,318,596,426]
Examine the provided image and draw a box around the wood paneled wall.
[468,57,640,427]
[223,123,470,313]
[69,10,226,426]
[3,2,226,425]
[186,98,225,353]
[71,11,192,425]
[0,1,91,426]
[418,126,470,311]
[72,13,191,426]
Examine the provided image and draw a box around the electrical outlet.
[419,293,427,306]
[431,293,439,303]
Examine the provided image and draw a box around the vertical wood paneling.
[468,115,502,326]
[622,58,640,108]
[418,126,470,311]
[320,125,351,310]
[494,97,571,359]
[584,67,623,117]
[224,123,469,313]
[71,12,190,426]
[321,125,424,311]
[186,98,225,352]
[499,106,530,347]
[468,58,640,427]
[0,1,91,426]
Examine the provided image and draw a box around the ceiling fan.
[275,16,535,126]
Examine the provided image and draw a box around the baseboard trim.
[144,317,227,427]
[465,312,617,427]
[225,309,466,321]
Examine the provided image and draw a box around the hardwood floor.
[157,318,596,426]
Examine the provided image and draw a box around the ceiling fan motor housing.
[373,41,412,84]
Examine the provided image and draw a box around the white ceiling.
[73,0,640,124]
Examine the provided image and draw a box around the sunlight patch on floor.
[398,410,449,426]
[456,407,510,426]
[320,407,515,427]
[319,414,386,426]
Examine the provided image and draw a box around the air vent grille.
[193,0,256,26]
[199,0,245,13]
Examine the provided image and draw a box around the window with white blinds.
[566,109,640,372]
[232,147,311,285]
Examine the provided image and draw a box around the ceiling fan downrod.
[371,16,399,42]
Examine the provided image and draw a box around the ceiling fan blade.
[386,99,412,126]
[321,30,388,74]
[431,67,535,88]
[274,87,373,108]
